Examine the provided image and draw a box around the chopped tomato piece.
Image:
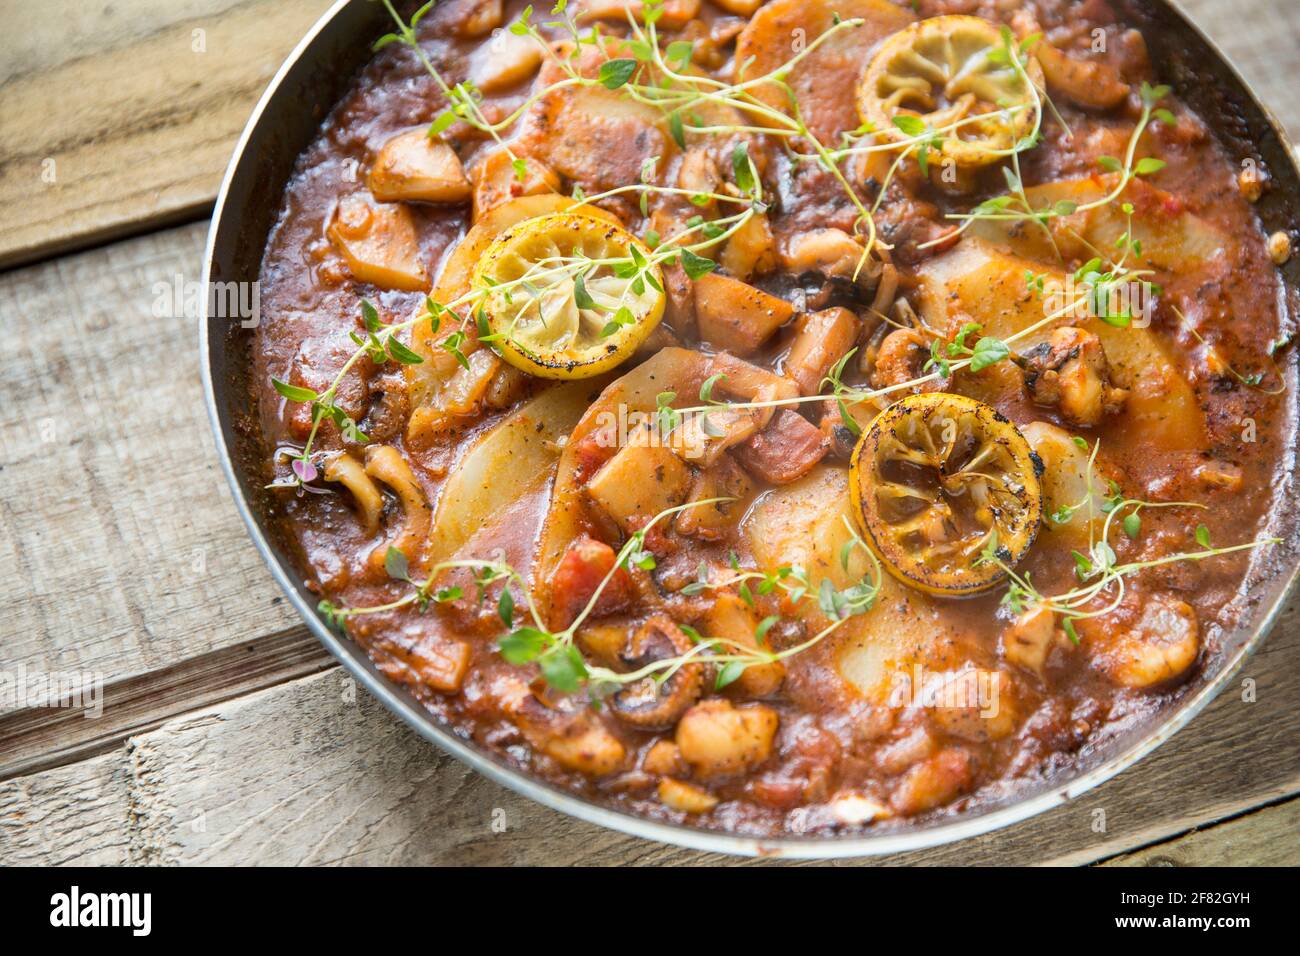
[551,536,632,628]
[570,428,618,484]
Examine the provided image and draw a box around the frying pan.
[201,0,1300,857]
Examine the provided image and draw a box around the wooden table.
[1,0,1296,866]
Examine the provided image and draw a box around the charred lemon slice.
[849,393,1043,595]
[472,212,665,380]
[858,15,1043,168]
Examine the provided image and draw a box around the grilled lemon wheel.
[849,393,1043,595]
[472,212,665,380]
[858,15,1043,169]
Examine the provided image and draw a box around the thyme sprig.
[583,517,882,694]
[922,81,1172,251]
[667,244,1154,423]
[977,481,1278,643]
[318,496,880,695]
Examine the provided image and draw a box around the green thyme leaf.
[680,249,717,279]
[732,142,756,195]
[384,546,410,582]
[598,58,638,89]
[1072,550,1094,578]
[665,40,693,69]
[271,378,318,403]
[499,627,548,665]
[540,644,588,692]
[1062,618,1081,645]
[428,111,457,136]
[573,271,598,310]
[968,336,1010,372]
[441,331,471,370]
[892,115,926,137]
[669,111,686,149]
[699,372,726,403]
[361,299,381,332]
[715,660,747,690]
[385,335,424,364]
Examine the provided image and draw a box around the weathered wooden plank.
[6,605,1292,866]
[1100,796,1300,867]
[0,0,335,268]
[0,626,331,781]
[125,669,543,866]
[0,222,299,711]
[0,751,130,866]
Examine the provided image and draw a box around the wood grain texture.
[0,222,299,713]
[4,611,1294,866]
[1101,796,1300,867]
[0,751,130,866]
[0,0,334,269]
[1177,0,1300,139]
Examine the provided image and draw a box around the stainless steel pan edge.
[201,0,1300,859]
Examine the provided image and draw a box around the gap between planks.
[1095,791,1300,866]
[0,625,331,782]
